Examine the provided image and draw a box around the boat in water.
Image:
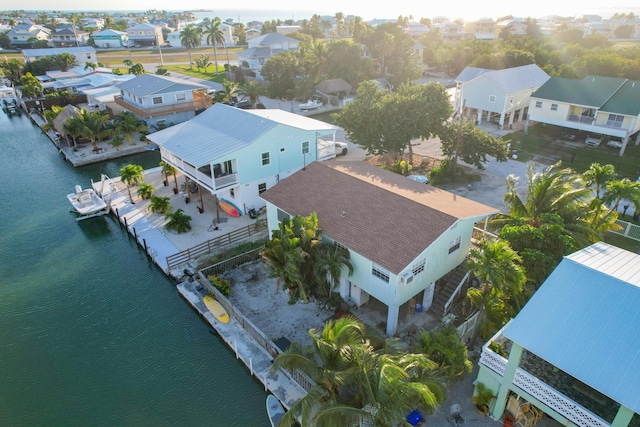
[298,97,322,111]
[67,175,115,221]
[1,83,19,115]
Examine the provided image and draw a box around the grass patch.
[604,232,640,253]
[505,124,640,178]
[161,64,228,83]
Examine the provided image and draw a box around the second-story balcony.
[567,114,595,125]
[479,334,616,427]
[114,95,211,119]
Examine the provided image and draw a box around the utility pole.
[157,31,164,66]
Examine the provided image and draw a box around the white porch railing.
[214,173,238,189]
[479,345,611,427]
[444,271,469,315]
[610,219,640,242]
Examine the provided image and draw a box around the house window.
[302,141,309,154]
[261,152,270,166]
[156,119,166,126]
[230,188,235,198]
[448,237,461,254]
[489,95,496,103]
[120,90,124,97]
[372,264,390,283]
[412,259,426,275]
[258,183,267,194]
[607,114,624,128]
[551,104,558,111]
[334,241,347,251]
[152,96,163,105]
[277,209,289,222]
[138,97,143,104]
[176,93,186,101]
[535,101,542,108]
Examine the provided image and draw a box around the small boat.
[266,394,285,427]
[67,185,109,221]
[1,84,19,114]
[203,296,230,323]
[298,98,322,110]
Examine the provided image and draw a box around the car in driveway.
[585,134,604,147]
[334,141,348,155]
[606,137,623,148]
[406,174,428,184]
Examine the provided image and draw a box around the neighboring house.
[404,22,430,38]
[7,24,50,49]
[276,25,300,35]
[476,242,640,427]
[433,21,465,41]
[464,18,496,40]
[236,33,300,78]
[51,27,89,47]
[608,18,640,39]
[42,71,134,95]
[114,74,210,128]
[244,28,262,41]
[91,29,129,48]
[126,23,164,46]
[166,22,235,49]
[495,18,528,38]
[79,18,104,30]
[456,64,550,129]
[146,103,340,212]
[526,75,640,155]
[260,161,498,336]
[22,46,97,64]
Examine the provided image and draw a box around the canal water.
[0,112,267,426]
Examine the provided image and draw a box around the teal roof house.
[475,242,640,427]
[91,29,128,48]
[146,103,340,214]
[260,161,497,336]
[526,75,640,156]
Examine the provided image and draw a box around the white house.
[22,46,97,64]
[166,23,235,49]
[114,74,210,128]
[7,24,50,49]
[146,103,340,213]
[126,23,164,46]
[79,18,104,30]
[51,27,89,47]
[476,242,640,427]
[260,161,498,336]
[236,33,300,78]
[456,64,550,129]
[526,75,640,155]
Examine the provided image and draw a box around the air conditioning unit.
[399,271,414,286]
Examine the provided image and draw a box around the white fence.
[610,219,640,241]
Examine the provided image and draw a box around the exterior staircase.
[429,264,470,320]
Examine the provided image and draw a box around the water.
[0,113,267,426]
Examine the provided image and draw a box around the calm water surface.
[0,112,267,426]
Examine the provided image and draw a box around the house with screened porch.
[260,161,498,336]
[476,242,640,427]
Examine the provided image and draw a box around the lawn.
[160,64,228,83]
[505,124,640,179]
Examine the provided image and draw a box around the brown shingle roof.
[315,78,352,94]
[261,161,498,274]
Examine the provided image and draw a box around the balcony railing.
[113,96,210,118]
[567,114,595,125]
[480,345,611,427]
[214,173,238,189]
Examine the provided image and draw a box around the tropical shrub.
[416,327,472,381]
[136,182,155,200]
[207,275,232,297]
[164,209,192,233]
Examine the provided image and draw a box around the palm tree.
[119,164,145,203]
[76,109,110,150]
[238,80,264,109]
[313,244,353,299]
[165,209,192,233]
[502,161,596,245]
[84,62,97,72]
[180,24,201,70]
[220,79,239,103]
[159,161,179,193]
[113,111,148,144]
[136,182,155,200]
[149,196,173,214]
[466,239,526,342]
[62,116,83,147]
[204,17,225,74]
[583,163,616,199]
[593,178,640,229]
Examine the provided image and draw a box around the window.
[152,96,163,105]
[277,209,289,222]
[302,141,309,154]
[489,95,496,103]
[334,241,347,251]
[535,101,542,108]
[176,92,186,101]
[551,104,558,111]
[156,119,166,126]
[448,237,461,254]
[261,152,270,166]
[258,183,267,194]
[412,259,426,275]
[230,188,235,198]
[607,114,624,128]
[138,97,143,104]
[371,264,390,283]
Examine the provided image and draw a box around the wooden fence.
[166,219,267,271]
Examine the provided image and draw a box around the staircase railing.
[443,271,469,316]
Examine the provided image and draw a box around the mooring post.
[133,227,137,239]
[124,216,128,229]
[143,238,148,255]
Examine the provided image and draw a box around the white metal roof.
[115,74,207,97]
[456,64,549,94]
[147,103,336,167]
[503,242,640,413]
[22,46,96,57]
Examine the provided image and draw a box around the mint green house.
[475,242,640,427]
[146,103,340,213]
[260,161,497,336]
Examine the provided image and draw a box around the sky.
[6,0,640,22]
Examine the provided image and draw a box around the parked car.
[334,141,348,155]
[606,137,623,148]
[406,174,429,184]
[585,134,604,147]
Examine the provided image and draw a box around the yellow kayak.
[203,296,230,324]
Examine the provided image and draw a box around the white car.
[334,142,348,156]
[606,138,623,148]
[406,175,429,184]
